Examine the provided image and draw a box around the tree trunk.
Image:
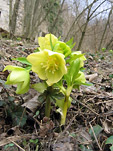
[98,8,112,50]
[9,0,20,36]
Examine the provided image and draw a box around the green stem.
[45,97,51,118]
[61,86,72,125]
[61,95,69,125]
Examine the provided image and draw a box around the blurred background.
[0,0,113,51]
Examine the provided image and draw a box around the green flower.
[73,71,86,89]
[54,41,71,57]
[38,34,58,51]
[70,51,86,67]
[3,65,30,94]
[74,71,86,83]
[27,49,67,86]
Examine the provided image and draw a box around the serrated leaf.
[89,125,103,139]
[12,57,31,65]
[31,82,47,93]
[106,136,113,145]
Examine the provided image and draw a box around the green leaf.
[51,91,64,101]
[80,145,93,151]
[29,139,38,144]
[50,34,54,51]
[4,143,14,149]
[89,124,103,139]
[56,98,64,110]
[69,133,76,138]
[56,96,72,111]
[12,57,31,65]
[110,145,113,151]
[66,37,76,49]
[33,110,40,118]
[0,79,11,89]
[38,93,45,103]
[67,54,83,63]
[73,81,91,89]
[31,82,47,93]
[0,100,5,106]
[8,96,15,102]
[9,106,27,127]
[109,74,113,78]
[66,58,80,85]
[106,136,113,145]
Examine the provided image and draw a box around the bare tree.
[9,0,20,36]
[77,0,107,50]
[98,7,112,50]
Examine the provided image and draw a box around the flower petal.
[27,51,48,66]
[38,34,58,50]
[46,68,63,86]
[32,65,47,80]
[3,65,24,72]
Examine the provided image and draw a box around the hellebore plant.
[3,34,88,125]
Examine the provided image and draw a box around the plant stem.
[61,95,69,125]
[61,86,72,125]
[45,97,51,118]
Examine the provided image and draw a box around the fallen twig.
[89,122,102,151]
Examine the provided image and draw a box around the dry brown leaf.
[85,73,98,82]
[22,95,40,112]
[102,120,111,134]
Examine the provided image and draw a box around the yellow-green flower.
[70,51,86,67]
[74,71,86,83]
[38,34,58,51]
[54,41,71,57]
[3,65,30,94]
[27,49,67,86]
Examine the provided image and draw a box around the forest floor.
[0,37,113,151]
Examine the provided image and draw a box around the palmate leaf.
[12,57,31,65]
